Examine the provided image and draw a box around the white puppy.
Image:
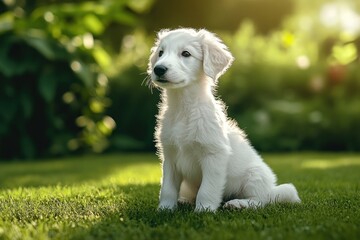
[147,28,301,212]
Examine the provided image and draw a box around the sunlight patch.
[301,158,360,169]
[102,163,160,185]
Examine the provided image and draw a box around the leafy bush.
[0,0,153,159]
[0,32,81,159]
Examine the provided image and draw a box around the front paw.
[195,203,218,212]
[158,200,177,211]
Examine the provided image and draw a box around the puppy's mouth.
[154,78,185,87]
[156,78,169,83]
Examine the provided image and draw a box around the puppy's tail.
[270,183,301,203]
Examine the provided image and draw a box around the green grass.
[0,153,359,240]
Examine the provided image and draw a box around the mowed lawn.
[0,153,359,240]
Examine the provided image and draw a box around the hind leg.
[223,181,271,209]
[224,166,276,209]
[223,183,301,209]
[223,185,272,209]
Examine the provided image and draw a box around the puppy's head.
[147,28,234,89]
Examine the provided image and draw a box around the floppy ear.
[147,29,170,75]
[198,29,234,82]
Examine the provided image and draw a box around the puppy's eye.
[159,50,164,57]
[181,51,191,57]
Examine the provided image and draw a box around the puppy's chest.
[160,113,204,181]
[175,144,202,181]
[161,109,203,145]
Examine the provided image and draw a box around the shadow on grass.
[0,153,158,189]
[67,184,307,240]
[66,183,215,240]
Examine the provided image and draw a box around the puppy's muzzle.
[154,65,168,81]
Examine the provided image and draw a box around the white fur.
[147,28,301,212]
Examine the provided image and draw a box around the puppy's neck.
[162,77,215,109]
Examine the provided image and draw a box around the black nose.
[154,65,168,77]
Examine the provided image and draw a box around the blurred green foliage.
[0,0,153,159]
[220,0,360,151]
[1,0,360,160]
